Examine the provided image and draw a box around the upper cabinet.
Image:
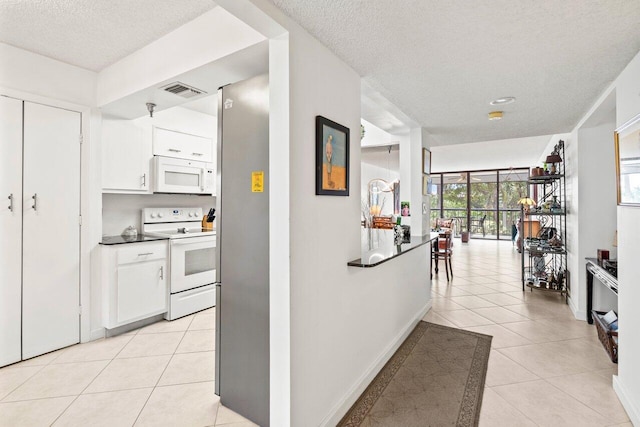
[102,106,217,193]
[153,127,213,162]
[102,118,151,193]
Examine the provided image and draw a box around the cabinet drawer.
[117,241,167,265]
[153,127,213,162]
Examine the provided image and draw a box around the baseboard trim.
[319,299,432,427]
[613,375,640,426]
[567,295,586,321]
[89,328,105,342]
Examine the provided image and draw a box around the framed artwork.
[615,112,640,206]
[422,148,431,175]
[316,116,350,196]
[422,175,429,196]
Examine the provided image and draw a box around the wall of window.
[430,168,529,239]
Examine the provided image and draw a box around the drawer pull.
[192,152,203,156]
[168,148,181,153]
[138,252,153,256]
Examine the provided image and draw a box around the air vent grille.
[160,82,206,99]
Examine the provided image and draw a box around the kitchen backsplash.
[102,193,216,236]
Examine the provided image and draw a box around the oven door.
[170,235,216,293]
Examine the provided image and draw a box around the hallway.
[425,239,628,426]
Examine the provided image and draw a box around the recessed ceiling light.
[488,111,503,121]
[490,97,516,106]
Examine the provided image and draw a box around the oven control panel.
[143,207,203,223]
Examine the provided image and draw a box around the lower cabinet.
[102,241,168,329]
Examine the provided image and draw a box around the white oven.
[170,235,216,293]
[153,156,214,195]
[142,207,217,320]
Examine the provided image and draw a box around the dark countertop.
[100,234,169,245]
[348,230,439,268]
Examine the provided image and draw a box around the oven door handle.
[170,236,216,246]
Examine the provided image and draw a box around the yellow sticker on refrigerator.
[252,171,264,193]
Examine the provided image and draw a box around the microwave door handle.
[201,168,205,192]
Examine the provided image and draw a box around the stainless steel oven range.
[142,207,216,320]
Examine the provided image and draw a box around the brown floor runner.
[338,321,492,427]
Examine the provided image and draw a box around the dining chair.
[431,232,453,281]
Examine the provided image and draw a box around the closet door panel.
[22,102,81,359]
[0,96,23,367]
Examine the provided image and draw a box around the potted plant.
[461,229,470,243]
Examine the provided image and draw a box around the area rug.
[337,321,492,427]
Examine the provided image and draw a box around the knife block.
[202,216,214,231]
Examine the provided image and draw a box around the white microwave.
[153,156,214,195]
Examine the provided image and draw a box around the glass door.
[470,171,497,239]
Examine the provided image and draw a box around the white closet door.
[22,102,81,359]
[0,96,23,367]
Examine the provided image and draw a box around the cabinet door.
[116,259,167,325]
[0,96,23,367]
[153,127,213,162]
[102,119,151,192]
[22,102,81,360]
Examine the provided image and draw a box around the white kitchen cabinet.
[102,118,152,193]
[153,126,213,162]
[102,241,168,329]
[0,96,81,366]
[0,96,24,367]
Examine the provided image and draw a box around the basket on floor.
[591,310,618,363]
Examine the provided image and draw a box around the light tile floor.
[1,240,630,427]
[0,307,257,427]
[425,239,630,427]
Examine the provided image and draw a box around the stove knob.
[150,213,157,219]
[158,213,164,218]
[190,212,196,218]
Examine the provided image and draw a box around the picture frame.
[422,175,429,196]
[422,148,431,175]
[316,115,350,196]
[614,112,640,206]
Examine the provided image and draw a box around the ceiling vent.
[160,82,206,99]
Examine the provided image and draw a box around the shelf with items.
[520,140,569,301]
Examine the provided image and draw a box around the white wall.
[0,43,97,106]
[102,194,215,236]
[613,50,640,426]
[431,135,553,173]
[575,118,617,317]
[220,2,431,425]
[96,7,265,107]
[360,118,400,147]
[565,48,640,424]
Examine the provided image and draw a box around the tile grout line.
[132,314,199,427]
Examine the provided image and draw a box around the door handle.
[32,193,38,211]
[160,266,164,280]
[168,148,181,153]
[142,173,146,187]
[8,194,13,211]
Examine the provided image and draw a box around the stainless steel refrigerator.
[215,74,270,427]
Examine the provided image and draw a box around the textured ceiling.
[268,0,640,144]
[0,0,216,71]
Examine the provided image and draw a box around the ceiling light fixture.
[488,111,503,121]
[146,102,156,118]
[490,97,516,106]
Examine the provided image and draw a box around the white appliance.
[143,207,216,320]
[153,156,214,195]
